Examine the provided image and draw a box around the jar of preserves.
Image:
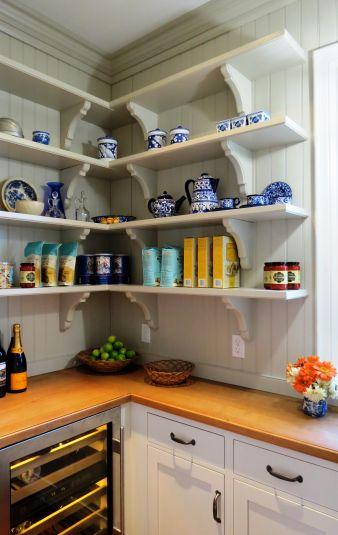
[264,262,272,289]
[270,262,288,290]
[20,263,35,288]
[287,261,301,290]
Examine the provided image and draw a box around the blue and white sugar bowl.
[169,125,190,144]
[97,136,118,160]
[32,130,50,145]
[247,109,270,125]
[147,128,167,150]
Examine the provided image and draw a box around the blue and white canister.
[169,125,190,144]
[230,115,247,129]
[147,128,167,150]
[112,254,130,284]
[76,255,95,285]
[216,119,231,133]
[97,136,118,160]
[246,109,270,125]
[94,254,113,284]
[32,130,50,145]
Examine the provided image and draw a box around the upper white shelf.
[110,30,306,126]
[0,53,114,128]
[0,210,109,233]
[109,116,307,177]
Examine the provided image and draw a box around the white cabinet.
[234,479,338,535]
[148,445,225,535]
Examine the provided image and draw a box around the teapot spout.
[175,195,186,214]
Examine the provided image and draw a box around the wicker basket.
[144,359,194,386]
[77,349,137,373]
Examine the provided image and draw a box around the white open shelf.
[0,210,109,232]
[110,30,306,130]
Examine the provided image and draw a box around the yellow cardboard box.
[197,237,212,288]
[184,237,197,287]
[213,236,240,288]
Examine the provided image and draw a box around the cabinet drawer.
[147,413,224,469]
[234,440,338,511]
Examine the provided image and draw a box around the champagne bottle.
[0,334,6,398]
[7,324,27,393]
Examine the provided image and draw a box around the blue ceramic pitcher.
[185,172,220,213]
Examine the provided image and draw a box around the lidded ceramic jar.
[147,128,167,150]
[169,125,190,144]
[97,136,118,159]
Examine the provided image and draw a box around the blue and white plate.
[262,181,292,201]
[1,178,38,212]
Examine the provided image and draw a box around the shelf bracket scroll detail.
[220,64,252,115]
[127,101,158,139]
[221,296,252,341]
[60,291,90,331]
[126,228,157,249]
[61,100,92,150]
[62,228,91,242]
[222,217,254,270]
[221,140,253,198]
[127,163,157,201]
[125,291,158,329]
[61,163,90,210]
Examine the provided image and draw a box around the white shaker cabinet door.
[148,445,225,535]
[234,479,338,535]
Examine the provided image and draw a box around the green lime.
[101,352,110,361]
[111,350,118,359]
[120,347,127,354]
[100,346,105,353]
[92,349,100,357]
[114,341,124,350]
[117,354,126,361]
[104,342,113,352]
[108,335,117,344]
[126,350,136,359]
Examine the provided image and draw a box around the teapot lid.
[158,190,173,200]
[200,172,213,178]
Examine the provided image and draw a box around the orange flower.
[293,367,315,393]
[313,361,337,382]
[293,356,307,368]
[307,355,320,365]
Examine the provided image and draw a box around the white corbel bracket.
[126,228,157,249]
[127,101,158,139]
[220,64,252,115]
[221,140,253,198]
[61,100,92,149]
[222,217,254,270]
[127,163,157,201]
[62,228,91,242]
[61,163,90,210]
[60,291,90,331]
[125,291,158,329]
[221,296,252,341]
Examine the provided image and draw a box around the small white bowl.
[15,200,44,216]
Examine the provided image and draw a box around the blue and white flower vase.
[230,115,247,129]
[169,125,190,144]
[216,119,231,133]
[246,109,270,125]
[147,128,167,150]
[32,130,50,145]
[302,397,328,418]
[97,136,118,159]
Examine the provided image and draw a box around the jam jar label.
[288,270,301,283]
[271,270,287,284]
[20,270,35,285]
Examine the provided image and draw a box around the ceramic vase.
[302,397,328,418]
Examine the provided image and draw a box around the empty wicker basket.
[144,359,194,385]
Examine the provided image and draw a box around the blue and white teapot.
[148,191,186,218]
[185,172,220,213]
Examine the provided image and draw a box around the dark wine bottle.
[0,334,6,398]
[7,324,27,394]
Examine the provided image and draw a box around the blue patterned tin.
[246,109,270,125]
[76,255,95,285]
[216,119,231,133]
[230,115,247,129]
[303,397,328,418]
[94,254,113,284]
[169,125,190,144]
[112,254,130,284]
[147,128,167,150]
[97,136,118,159]
[32,130,50,145]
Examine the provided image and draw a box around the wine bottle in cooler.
[0,334,6,398]
[7,324,27,393]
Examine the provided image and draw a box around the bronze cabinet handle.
[213,490,221,523]
[170,432,196,446]
[266,465,303,483]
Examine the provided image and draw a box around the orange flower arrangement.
[286,356,337,402]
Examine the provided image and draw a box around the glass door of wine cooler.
[0,407,122,535]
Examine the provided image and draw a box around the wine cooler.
[0,407,123,534]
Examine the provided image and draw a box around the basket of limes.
[77,335,137,373]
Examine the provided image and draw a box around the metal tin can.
[0,262,14,288]
[20,262,35,288]
[112,254,130,284]
[160,246,183,287]
[94,254,113,284]
[76,255,95,285]
[142,247,162,286]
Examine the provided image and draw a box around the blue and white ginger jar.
[170,125,190,144]
[97,136,118,159]
[147,128,167,150]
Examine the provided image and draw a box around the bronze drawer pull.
[213,490,222,523]
[170,432,196,446]
[266,464,303,483]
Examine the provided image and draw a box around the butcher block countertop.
[0,367,337,463]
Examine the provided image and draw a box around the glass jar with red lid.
[287,262,301,290]
[270,262,288,290]
[20,263,35,288]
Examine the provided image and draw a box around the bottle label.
[0,363,6,387]
[288,270,301,283]
[11,372,27,391]
[11,346,23,354]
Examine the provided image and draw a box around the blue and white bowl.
[230,115,247,129]
[97,136,118,160]
[246,109,270,125]
[216,119,231,133]
[247,194,267,207]
[191,200,219,213]
[32,130,50,145]
[170,125,190,144]
[268,195,292,205]
[147,128,167,150]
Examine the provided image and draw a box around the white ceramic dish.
[1,178,38,212]
[15,200,44,216]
